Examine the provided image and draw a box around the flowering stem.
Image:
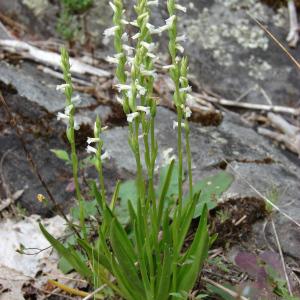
[94,116,106,203]
[184,120,193,202]
[60,48,87,240]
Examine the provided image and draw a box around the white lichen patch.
[213,49,233,67]
[239,55,272,80]
[180,0,272,68]
[272,7,287,28]
[229,19,269,50]
[22,0,48,16]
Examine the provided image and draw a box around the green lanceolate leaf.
[156,244,173,300]
[110,257,136,300]
[39,223,92,280]
[158,160,178,198]
[176,191,200,254]
[92,180,104,211]
[58,256,73,274]
[158,159,175,225]
[110,219,146,299]
[50,149,70,162]
[70,199,98,220]
[77,239,112,273]
[110,180,121,211]
[177,205,209,293]
[115,180,138,225]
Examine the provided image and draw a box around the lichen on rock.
[22,0,48,17]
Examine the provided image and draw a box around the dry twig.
[0,39,111,77]
[203,277,249,300]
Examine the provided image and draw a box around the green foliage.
[115,180,138,224]
[61,0,93,13]
[208,257,230,273]
[189,171,234,218]
[56,11,78,42]
[56,0,93,42]
[71,199,98,220]
[50,149,70,162]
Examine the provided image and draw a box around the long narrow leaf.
[110,257,136,300]
[110,180,120,211]
[77,239,112,273]
[158,159,175,225]
[177,205,209,293]
[39,223,92,280]
[156,244,173,300]
[110,219,145,298]
[175,191,200,254]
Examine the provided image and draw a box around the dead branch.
[257,113,300,156]
[37,65,93,86]
[203,277,249,300]
[0,21,14,39]
[0,39,111,78]
[267,112,299,137]
[258,127,300,156]
[200,93,300,116]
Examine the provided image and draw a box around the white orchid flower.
[137,106,150,115]
[127,112,139,123]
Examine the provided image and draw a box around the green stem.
[176,108,183,218]
[184,120,193,202]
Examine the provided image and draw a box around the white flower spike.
[182,106,192,118]
[115,84,131,92]
[162,64,175,70]
[176,34,187,43]
[166,15,176,27]
[141,41,156,52]
[176,44,184,53]
[175,4,187,13]
[148,0,159,6]
[57,112,69,121]
[141,68,157,78]
[123,44,134,55]
[116,96,124,105]
[86,145,97,154]
[56,83,69,92]
[132,32,141,40]
[109,1,117,12]
[179,86,192,93]
[103,25,119,38]
[64,104,74,116]
[136,84,147,96]
[137,106,150,115]
[101,151,111,161]
[121,32,129,41]
[127,112,139,123]
[74,120,80,131]
[173,121,186,129]
[106,56,119,64]
[87,137,100,144]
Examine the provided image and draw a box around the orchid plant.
[40,0,213,299]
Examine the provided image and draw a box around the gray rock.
[0,61,96,113]
[178,0,300,106]
[76,105,113,126]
